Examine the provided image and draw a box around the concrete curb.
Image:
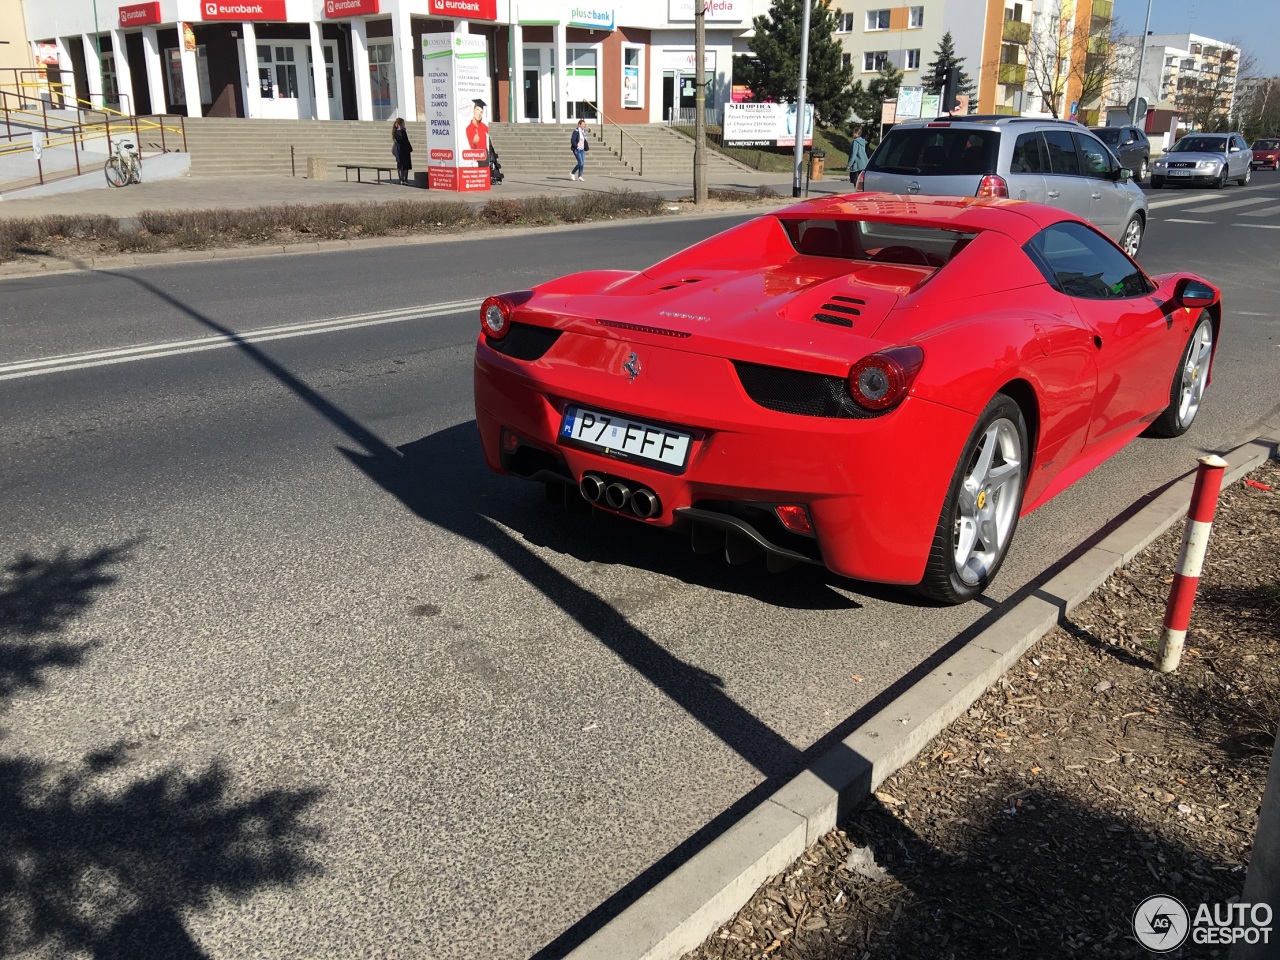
[565,434,1280,960]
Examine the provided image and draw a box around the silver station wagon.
[858,116,1150,257]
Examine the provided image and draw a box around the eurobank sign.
[199,0,287,19]
[568,5,614,29]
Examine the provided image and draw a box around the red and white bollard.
[1156,455,1229,673]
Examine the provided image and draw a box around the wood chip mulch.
[686,457,1280,960]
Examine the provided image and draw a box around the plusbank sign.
[324,0,379,17]
[427,0,497,20]
[568,6,614,29]
[200,0,286,20]
[667,0,741,21]
[118,2,161,25]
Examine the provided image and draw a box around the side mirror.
[1174,277,1216,309]
[1114,167,1132,182]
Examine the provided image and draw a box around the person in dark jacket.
[392,117,413,185]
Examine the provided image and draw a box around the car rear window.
[781,218,978,266]
[1254,140,1280,149]
[867,128,1000,176]
[1093,129,1121,144]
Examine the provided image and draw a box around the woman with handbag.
[392,118,413,185]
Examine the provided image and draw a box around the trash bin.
[413,171,428,188]
[809,148,826,181]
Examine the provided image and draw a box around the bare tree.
[1236,75,1280,140]
[1175,43,1254,132]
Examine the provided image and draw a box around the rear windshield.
[781,218,978,266]
[1093,129,1121,144]
[1171,136,1227,153]
[867,128,1001,176]
[1254,140,1280,150]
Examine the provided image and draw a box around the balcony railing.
[1002,19,1031,44]
[1091,0,1113,19]
[999,62,1027,85]
[995,104,1020,115]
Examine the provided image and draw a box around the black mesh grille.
[487,323,563,361]
[733,361,878,419]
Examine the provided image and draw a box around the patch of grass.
[0,190,669,264]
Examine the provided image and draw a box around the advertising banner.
[920,93,939,118]
[623,63,641,107]
[668,0,742,21]
[423,33,491,192]
[118,2,161,27]
[199,0,287,21]
[897,85,923,120]
[722,101,813,148]
[428,0,497,20]
[568,5,614,29]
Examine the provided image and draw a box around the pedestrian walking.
[570,119,589,181]
[846,124,869,186]
[392,117,413,185]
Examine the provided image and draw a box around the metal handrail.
[580,99,643,176]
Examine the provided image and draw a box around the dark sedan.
[1091,125,1151,182]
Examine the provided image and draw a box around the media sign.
[199,0,287,20]
[325,0,380,16]
[423,33,492,192]
[428,0,497,20]
[118,2,161,26]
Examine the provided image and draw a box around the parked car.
[1251,139,1280,170]
[473,196,1221,603]
[1151,133,1253,188]
[1090,124,1152,181]
[858,116,1148,257]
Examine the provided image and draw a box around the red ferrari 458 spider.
[473,195,1221,603]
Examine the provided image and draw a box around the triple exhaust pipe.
[579,473,662,519]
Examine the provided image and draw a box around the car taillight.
[480,295,512,339]
[774,504,814,535]
[976,174,1008,198]
[855,170,865,191]
[848,345,925,412]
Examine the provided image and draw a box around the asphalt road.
[2,183,1279,958]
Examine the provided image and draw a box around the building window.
[866,9,890,31]
[836,13,854,32]
[909,6,924,28]
[1006,2,1023,20]
[165,45,211,106]
[906,49,921,70]
[842,53,852,68]
[368,42,396,121]
[622,44,643,108]
[864,51,888,72]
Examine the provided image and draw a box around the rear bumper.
[474,339,974,585]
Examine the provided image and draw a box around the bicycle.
[104,137,142,187]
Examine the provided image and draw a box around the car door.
[1006,131,1049,202]
[1041,129,1092,221]
[1074,131,1130,240]
[1024,221,1176,449]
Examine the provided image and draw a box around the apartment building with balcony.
[975,0,1115,122]
[832,2,946,88]
[1129,32,1240,127]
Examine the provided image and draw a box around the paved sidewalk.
[0,166,854,222]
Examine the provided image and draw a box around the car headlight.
[1196,160,1217,169]
[1153,159,1167,168]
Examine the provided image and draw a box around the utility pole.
[791,0,811,198]
[1131,0,1154,125]
[693,0,707,203]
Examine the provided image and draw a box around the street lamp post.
[1131,0,1154,125]
[791,0,811,198]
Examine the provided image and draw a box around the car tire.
[1214,168,1227,189]
[1151,176,1164,188]
[1147,313,1214,439]
[1239,165,1251,186]
[1120,215,1143,258]
[918,394,1028,605]
[1136,157,1148,182]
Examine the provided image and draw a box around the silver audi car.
[1150,133,1254,189]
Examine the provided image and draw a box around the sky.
[1110,0,1280,76]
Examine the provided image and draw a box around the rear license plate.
[560,405,691,469]
[1169,170,1192,177]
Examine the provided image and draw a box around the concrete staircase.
[178,116,755,183]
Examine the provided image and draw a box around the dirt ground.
[686,457,1280,960]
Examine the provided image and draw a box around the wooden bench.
[338,163,394,184]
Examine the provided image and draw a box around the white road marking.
[1236,311,1275,316]
[1182,196,1277,213]
[1146,193,1243,209]
[0,300,483,382]
[1165,218,1214,224]
[1242,205,1280,217]
[1236,223,1280,230]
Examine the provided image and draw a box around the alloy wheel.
[1177,321,1214,427]
[952,418,1023,587]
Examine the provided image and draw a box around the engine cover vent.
[813,294,864,328]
